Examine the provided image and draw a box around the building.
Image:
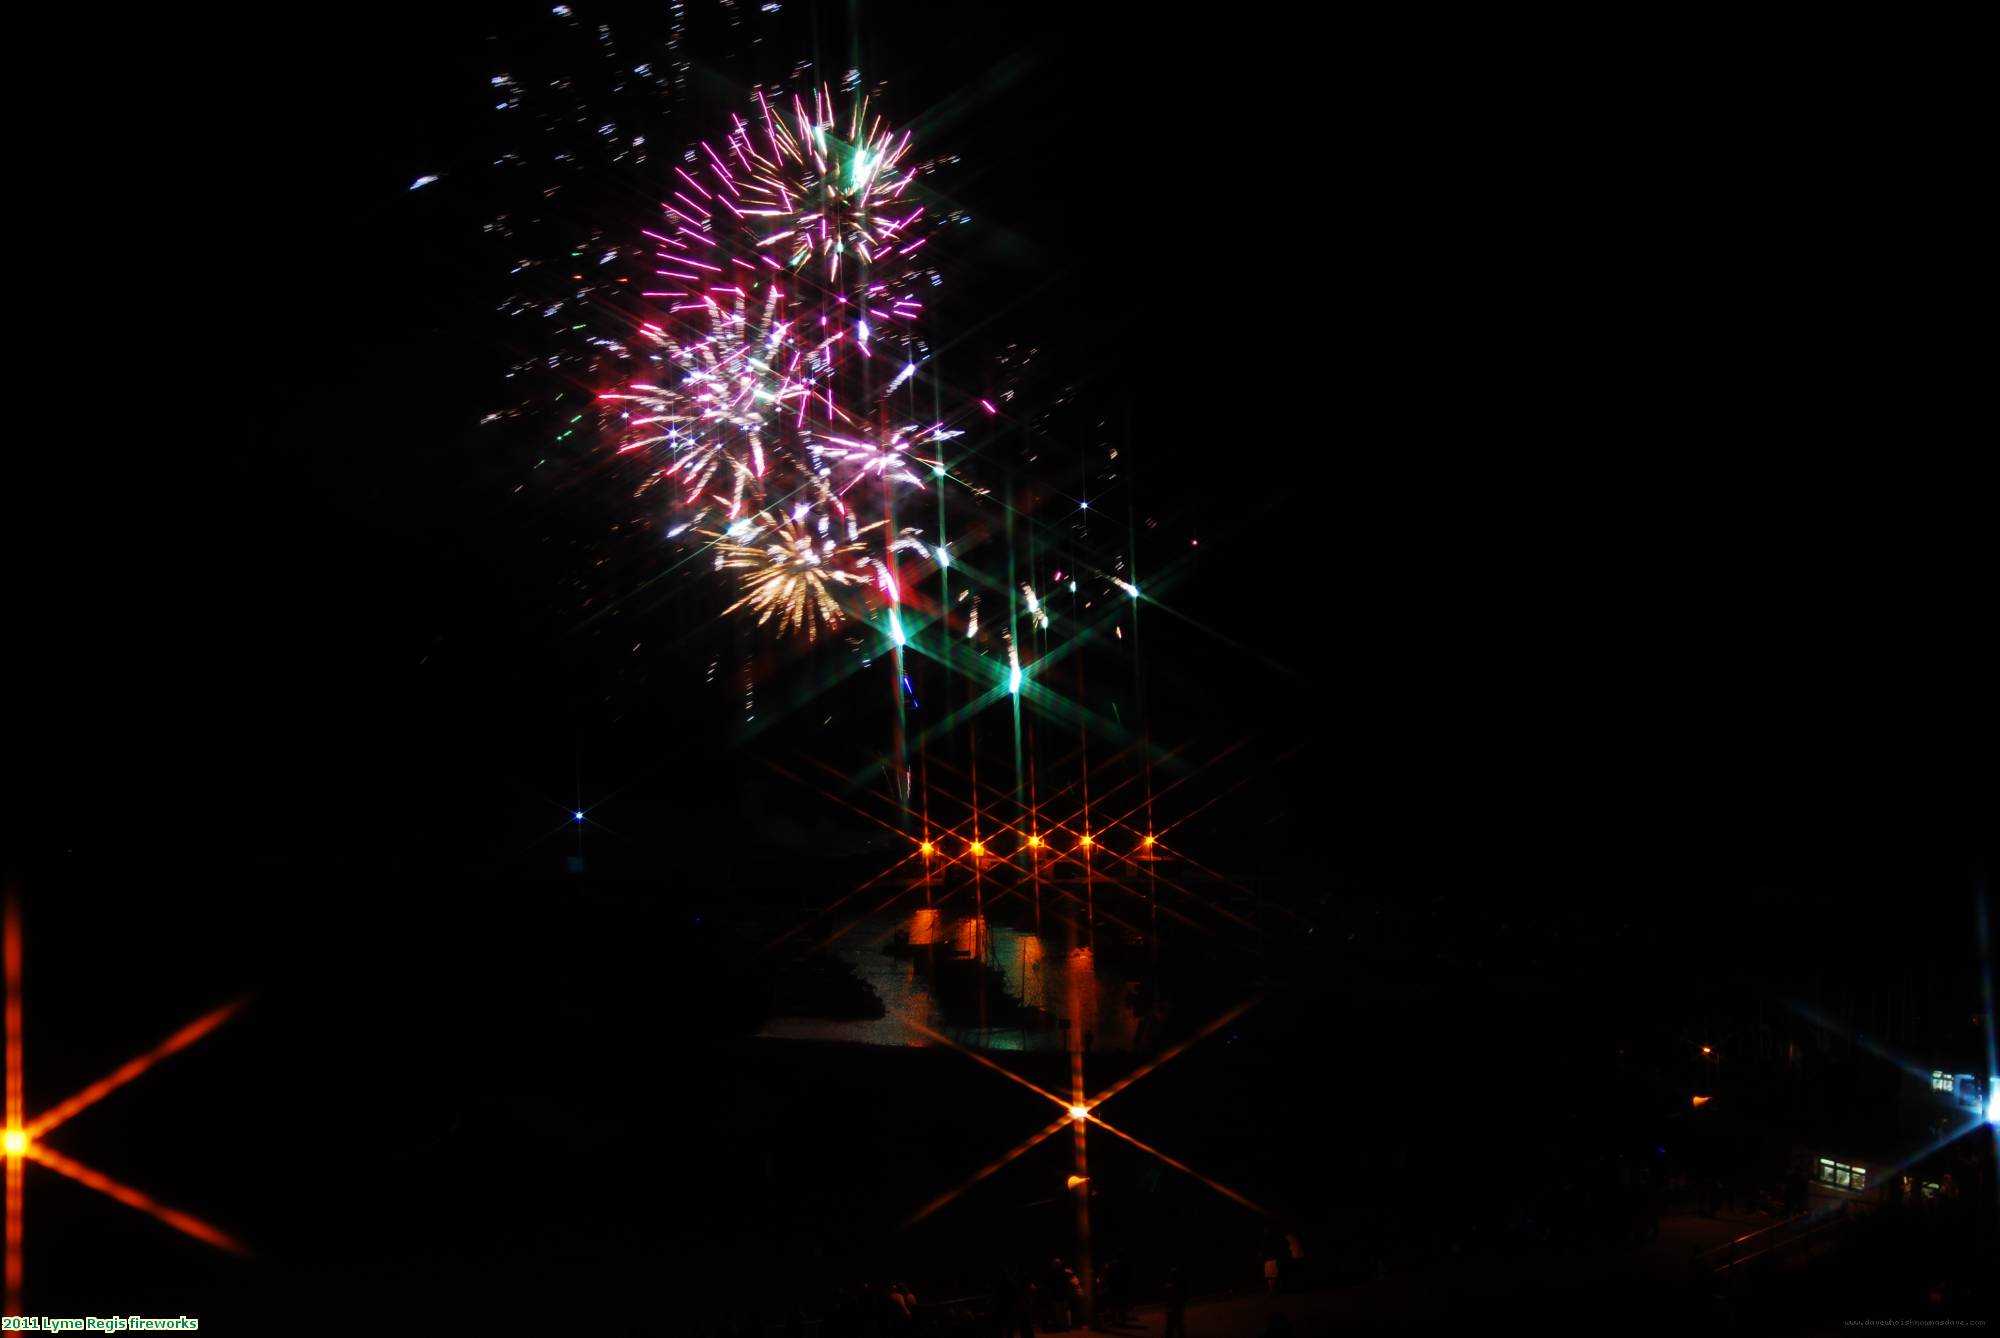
[1800,1064,1998,1210]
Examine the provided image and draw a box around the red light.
[4,894,248,1315]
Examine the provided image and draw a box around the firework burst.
[709,512,879,640]
[603,82,969,638]
[735,86,931,294]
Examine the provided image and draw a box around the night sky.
[12,3,1991,1332]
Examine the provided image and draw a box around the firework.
[605,83,966,637]
[708,512,879,640]
[1022,583,1051,630]
[735,86,932,295]
[601,283,816,526]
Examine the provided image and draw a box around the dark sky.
[29,2,1977,886]
[13,5,1986,981]
[7,6,1990,1328]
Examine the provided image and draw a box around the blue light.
[1008,665,1023,695]
[573,810,584,822]
[1988,1078,1999,1126]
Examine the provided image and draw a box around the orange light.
[898,1001,1275,1230]
[3,895,249,1309]
[1700,1046,1712,1055]
[1142,834,1155,846]
[969,841,985,857]
[1079,833,1093,849]
[1692,1095,1712,1108]
[25,1000,243,1142]
[1065,1175,1089,1190]
[919,842,933,857]
[1027,834,1043,848]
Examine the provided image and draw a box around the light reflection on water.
[760,904,1148,1052]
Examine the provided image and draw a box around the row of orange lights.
[920,834,1154,858]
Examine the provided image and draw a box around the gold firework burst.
[708,514,876,640]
